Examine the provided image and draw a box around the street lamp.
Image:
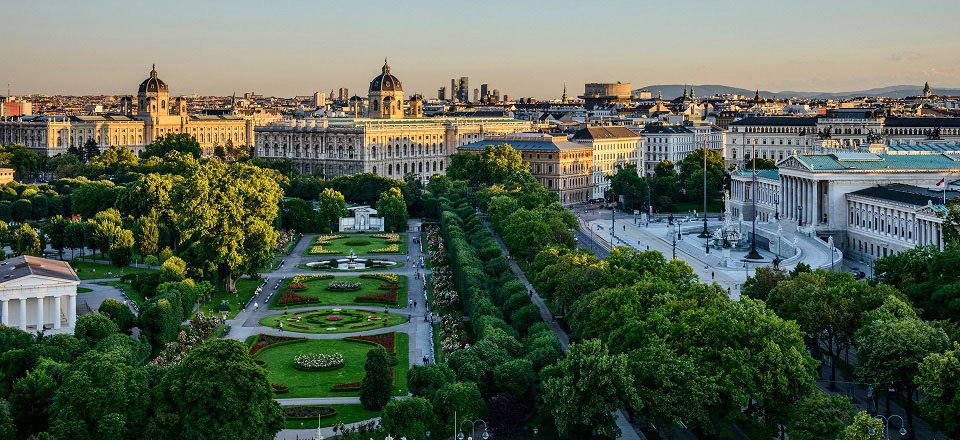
[458,419,490,440]
[698,135,711,238]
[745,139,763,260]
[777,223,783,259]
[870,414,907,439]
[672,223,677,260]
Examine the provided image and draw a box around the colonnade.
[0,294,76,331]
[781,175,822,226]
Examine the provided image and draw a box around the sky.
[2,0,959,99]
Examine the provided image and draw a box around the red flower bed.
[326,316,343,321]
[288,282,307,291]
[346,333,396,353]
[356,285,398,305]
[276,290,316,307]
[330,381,362,392]
[249,334,303,355]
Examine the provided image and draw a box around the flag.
[937,177,945,187]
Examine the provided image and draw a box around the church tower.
[923,81,932,98]
[367,59,404,119]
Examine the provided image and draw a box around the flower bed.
[315,235,344,244]
[293,353,345,372]
[292,274,334,284]
[329,382,362,392]
[354,290,398,305]
[282,406,337,419]
[346,333,396,354]
[249,334,306,356]
[276,290,318,307]
[369,244,400,253]
[325,315,343,321]
[288,282,307,291]
[371,233,401,243]
[327,281,362,291]
[359,273,400,284]
[309,245,337,255]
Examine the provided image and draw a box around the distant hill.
[636,84,960,100]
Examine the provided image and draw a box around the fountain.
[347,249,357,269]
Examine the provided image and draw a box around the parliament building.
[254,60,531,179]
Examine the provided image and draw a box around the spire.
[561,81,568,102]
[150,64,157,78]
[683,85,688,98]
[382,57,390,74]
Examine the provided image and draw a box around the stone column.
[36,296,44,331]
[0,299,7,326]
[53,296,62,330]
[68,295,77,328]
[18,299,27,331]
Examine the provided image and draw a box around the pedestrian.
[414,300,417,308]
[254,302,259,310]
[278,322,283,333]
[711,271,715,279]
[408,299,413,308]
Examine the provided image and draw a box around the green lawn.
[259,308,406,334]
[68,260,157,280]
[196,278,261,319]
[281,404,380,429]
[304,234,407,256]
[255,333,409,398]
[269,275,408,310]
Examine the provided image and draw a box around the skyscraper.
[438,87,446,101]
[480,83,489,99]
[473,88,479,103]
[450,77,470,103]
[338,87,349,101]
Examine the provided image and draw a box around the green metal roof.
[794,153,960,171]
[733,169,779,181]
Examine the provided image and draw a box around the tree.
[359,347,391,410]
[73,313,119,347]
[91,209,122,260]
[480,144,527,184]
[607,164,649,209]
[149,339,283,439]
[917,343,960,438]
[9,367,57,439]
[65,221,87,259]
[88,146,139,175]
[108,229,134,268]
[82,138,101,162]
[172,161,281,291]
[651,160,680,210]
[138,297,182,348]
[279,198,318,232]
[742,266,789,302]
[51,350,151,440]
[71,180,118,219]
[432,382,486,428]
[12,224,41,257]
[380,397,435,440]
[840,411,884,440]
[789,393,856,440]
[135,215,160,258]
[97,299,136,333]
[408,363,456,400]
[315,188,348,232]
[541,339,635,439]
[10,199,31,222]
[493,358,536,400]
[856,317,949,440]
[43,215,70,259]
[375,187,408,232]
[3,145,40,181]
[159,256,188,283]
[0,399,14,440]
[114,173,176,220]
[142,133,202,160]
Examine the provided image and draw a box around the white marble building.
[0,256,80,331]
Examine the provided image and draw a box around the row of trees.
[0,323,281,440]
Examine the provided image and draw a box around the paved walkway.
[483,221,642,440]
[217,222,434,439]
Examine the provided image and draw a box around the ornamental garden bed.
[281,404,381,430]
[259,308,405,334]
[304,233,407,256]
[252,332,409,399]
[270,275,407,309]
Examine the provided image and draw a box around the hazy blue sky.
[2,0,958,98]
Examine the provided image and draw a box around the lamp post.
[745,139,763,260]
[870,414,907,440]
[777,223,783,258]
[672,223,677,260]
[698,135,711,238]
[458,419,490,440]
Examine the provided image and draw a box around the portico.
[0,256,80,332]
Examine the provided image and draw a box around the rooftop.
[570,126,640,140]
[791,153,960,171]
[730,116,819,127]
[848,183,960,209]
[732,168,780,181]
[458,134,589,152]
[0,255,79,285]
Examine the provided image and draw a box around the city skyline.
[2,0,960,98]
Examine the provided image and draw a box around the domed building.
[137,64,170,117]
[368,59,404,119]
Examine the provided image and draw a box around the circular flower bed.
[326,315,343,321]
[327,281,362,291]
[293,353,344,371]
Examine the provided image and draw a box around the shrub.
[330,382,362,392]
[281,406,337,419]
[248,334,305,355]
[327,281,361,291]
[271,383,289,394]
[344,239,371,246]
